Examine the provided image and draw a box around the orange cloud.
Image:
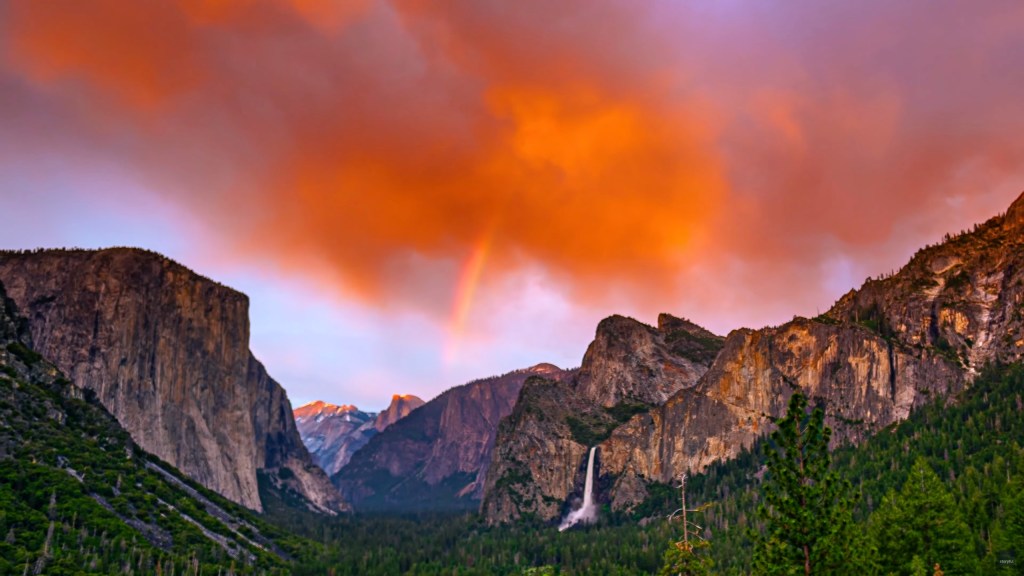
[3,0,1024,331]
[6,0,203,109]
[246,81,724,308]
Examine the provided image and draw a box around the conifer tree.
[752,392,872,575]
[659,473,712,576]
[868,457,978,576]
[659,538,712,576]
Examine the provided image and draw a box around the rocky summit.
[481,314,724,523]
[0,248,346,514]
[482,191,1024,524]
[375,394,426,432]
[295,394,423,477]
[335,363,570,512]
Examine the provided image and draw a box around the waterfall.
[558,446,598,531]
[581,446,596,510]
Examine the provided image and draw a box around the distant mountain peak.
[376,394,425,432]
[294,400,362,421]
[524,362,563,375]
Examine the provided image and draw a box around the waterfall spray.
[559,446,598,531]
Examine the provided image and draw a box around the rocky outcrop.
[574,314,723,407]
[825,194,1024,371]
[481,315,723,523]
[600,194,1024,510]
[375,394,425,432]
[599,320,965,510]
[0,279,297,569]
[483,191,1024,524]
[335,363,568,511]
[0,248,345,513]
[295,395,423,477]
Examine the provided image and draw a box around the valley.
[4,192,1022,573]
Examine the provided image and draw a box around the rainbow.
[444,233,493,365]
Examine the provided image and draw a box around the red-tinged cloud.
[2,0,1024,333]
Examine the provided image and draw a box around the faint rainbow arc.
[443,232,494,365]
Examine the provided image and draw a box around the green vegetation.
[944,270,972,292]
[566,402,651,446]
[910,275,940,292]
[933,334,964,365]
[811,313,840,326]
[5,341,41,366]
[852,301,897,340]
[868,458,978,575]
[751,393,870,575]
[566,415,613,447]
[0,320,309,573]
[664,329,725,365]
[657,475,713,576]
[3,271,1023,574]
[283,512,678,576]
[605,402,649,423]
[697,362,1024,574]
[659,537,712,576]
[252,362,1024,575]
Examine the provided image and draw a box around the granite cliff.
[481,315,723,522]
[0,278,301,571]
[335,363,568,511]
[483,191,1024,524]
[375,394,425,432]
[295,394,423,477]
[0,248,345,513]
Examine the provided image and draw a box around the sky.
[1,1,1023,411]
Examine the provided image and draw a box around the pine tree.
[752,392,873,575]
[660,538,713,576]
[659,473,713,576]
[909,556,928,576]
[869,458,978,575]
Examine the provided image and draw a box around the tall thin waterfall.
[581,446,596,509]
[559,446,598,531]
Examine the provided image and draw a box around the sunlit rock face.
[574,314,723,408]
[0,248,346,513]
[481,314,723,524]
[335,364,569,512]
[484,191,1024,524]
[375,394,426,433]
[826,191,1024,372]
[600,320,965,510]
[295,395,423,477]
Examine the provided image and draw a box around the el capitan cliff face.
[0,248,345,513]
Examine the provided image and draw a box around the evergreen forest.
[268,363,1024,575]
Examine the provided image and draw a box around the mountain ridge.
[482,190,1024,523]
[335,363,571,512]
[481,314,725,522]
[295,394,424,477]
